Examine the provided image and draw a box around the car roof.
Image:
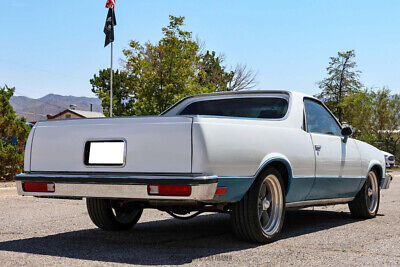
[178,89,315,101]
[160,89,318,115]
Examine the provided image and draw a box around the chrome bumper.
[381,173,392,189]
[14,173,218,201]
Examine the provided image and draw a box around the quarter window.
[179,97,289,119]
[304,99,341,136]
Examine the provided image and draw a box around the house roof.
[47,109,105,119]
[71,110,105,118]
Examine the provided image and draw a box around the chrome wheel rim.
[366,171,379,214]
[258,174,284,235]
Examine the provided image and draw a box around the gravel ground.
[0,182,16,188]
[0,173,399,266]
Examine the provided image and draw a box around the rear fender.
[24,123,37,172]
[213,154,293,202]
[256,153,293,193]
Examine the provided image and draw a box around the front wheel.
[348,170,380,218]
[86,198,143,231]
[230,167,285,243]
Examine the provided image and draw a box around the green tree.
[197,51,234,91]
[370,88,400,157]
[341,88,400,159]
[123,16,210,115]
[90,69,133,117]
[316,50,363,122]
[0,85,30,180]
[91,15,257,116]
[340,89,374,140]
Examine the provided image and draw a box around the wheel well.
[259,161,290,194]
[371,165,383,187]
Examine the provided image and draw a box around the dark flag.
[104,0,116,47]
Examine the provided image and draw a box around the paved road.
[0,173,399,266]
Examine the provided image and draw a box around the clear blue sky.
[1,0,399,98]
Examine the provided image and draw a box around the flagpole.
[110,42,113,117]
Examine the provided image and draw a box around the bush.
[0,85,30,181]
[0,142,25,180]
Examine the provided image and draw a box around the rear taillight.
[147,184,191,196]
[215,187,227,195]
[22,182,55,192]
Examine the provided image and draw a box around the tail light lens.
[148,184,191,196]
[215,187,227,195]
[22,182,55,192]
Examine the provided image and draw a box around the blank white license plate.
[86,141,125,165]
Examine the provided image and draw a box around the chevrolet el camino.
[15,90,392,243]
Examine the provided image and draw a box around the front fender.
[366,160,385,188]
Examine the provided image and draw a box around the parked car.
[15,90,392,243]
[382,151,395,168]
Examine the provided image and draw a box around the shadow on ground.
[0,209,362,265]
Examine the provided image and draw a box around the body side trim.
[286,197,355,208]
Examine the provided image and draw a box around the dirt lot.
[0,173,399,266]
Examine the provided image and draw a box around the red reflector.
[147,184,191,196]
[215,187,227,195]
[22,182,55,192]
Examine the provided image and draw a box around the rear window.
[179,97,288,119]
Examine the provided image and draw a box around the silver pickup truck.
[15,90,391,243]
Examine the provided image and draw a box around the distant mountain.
[10,94,103,122]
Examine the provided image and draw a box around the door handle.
[315,145,322,151]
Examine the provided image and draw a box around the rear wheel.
[86,198,143,231]
[230,167,285,243]
[348,170,380,218]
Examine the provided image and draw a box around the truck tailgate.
[29,116,193,173]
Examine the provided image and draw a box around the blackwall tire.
[230,167,286,243]
[86,198,143,231]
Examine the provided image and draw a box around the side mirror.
[341,126,353,143]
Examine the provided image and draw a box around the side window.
[304,99,341,136]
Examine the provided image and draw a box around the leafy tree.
[197,52,257,91]
[90,69,133,117]
[341,88,400,159]
[340,89,374,139]
[197,51,234,91]
[0,85,30,181]
[92,15,257,116]
[122,16,211,115]
[370,89,400,157]
[316,50,362,122]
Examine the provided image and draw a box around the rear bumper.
[14,173,218,201]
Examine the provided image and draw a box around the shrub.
[0,85,30,181]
